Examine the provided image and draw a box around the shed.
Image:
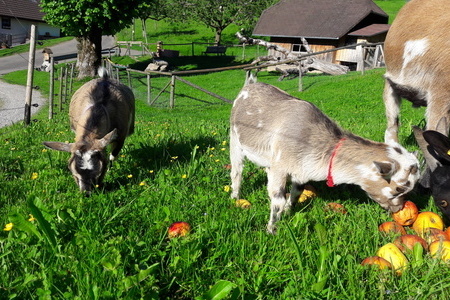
[0,0,61,47]
[252,0,390,69]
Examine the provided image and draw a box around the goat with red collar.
[229,78,420,234]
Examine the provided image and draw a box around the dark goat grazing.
[414,118,450,218]
[43,68,135,193]
[230,80,420,233]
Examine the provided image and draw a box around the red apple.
[392,200,419,226]
[168,221,191,238]
[361,256,392,270]
[393,234,428,253]
[378,221,406,235]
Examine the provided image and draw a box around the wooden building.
[252,0,390,69]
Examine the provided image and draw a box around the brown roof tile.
[348,23,390,37]
[0,0,45,22]
[253,0,388,39]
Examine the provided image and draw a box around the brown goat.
[44,68,135,193]
[231,80,419,233]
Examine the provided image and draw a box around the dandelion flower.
[127,174,133,178]
[222,141,227,146]
[3,223,13,231]
[224,185,231,193]
[209,147,215,151]
[149,170,154,174]
[215,159,220,162]
[28,214,36,222]
[221,148,226,151]
[139,181,146,186]
[181,174,187,179]
[31,172,38,180]
[41,149,48,153]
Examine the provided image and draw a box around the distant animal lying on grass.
[43,67,135,194]
[230,78,420,234]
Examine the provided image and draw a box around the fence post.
[169,75,175,108]
[48,57,54,119]
[298,63,303,92]
[147,73,151,104]
[24,24,36,125]
[59,66,65,111]
[127,69,132,88]
[68,63,75,96]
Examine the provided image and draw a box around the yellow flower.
[28,214,36,222]
[181,174,187,179]
[3,223,13,231]
[215,159,220,162]
[41,148,48,153]
[222,141,227,146]
[139,181,146,186]
[149,170,154,173]
[224,185,231,193]
[209,147,215,151]
[31,172,38,180]
[127,174,133,178]
[221,148,226,151]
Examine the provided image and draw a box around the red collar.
[326,138,346,187]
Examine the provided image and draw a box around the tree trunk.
[76,27,102,79]
[214,27,223,46]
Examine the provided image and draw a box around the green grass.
[0,36,74,58]
[4,1,446,299]
[2,62,448,299]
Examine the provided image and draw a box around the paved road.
[0,36,117,128]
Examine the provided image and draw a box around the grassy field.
[5,1,450,299]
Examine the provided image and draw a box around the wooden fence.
[44,41,385,119]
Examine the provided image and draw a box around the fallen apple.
[299,184,317,203]
[423,227,448,244]
[168,221,191,238]
[445,227,450,240]
[429,240,450,261]
[392,200,419,226]
[235,199,251,209]
[378,221,406,235]
[361,256,392,270]
[376,242,409,274]
[412,211,444,236]
[324,202,347,214]
[393,234,428,253]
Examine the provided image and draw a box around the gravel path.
[0,79,47,128]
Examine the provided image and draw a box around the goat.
[43,67,135,194]
[413,117,450,218]
[230,81,420,233]
[383,0,450,143]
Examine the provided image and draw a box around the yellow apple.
[429,240,450,261]
[392,200,419,226]
[298,184,317,203]
[376,243,409,274]
[235,199,251,209]
[412,211,444,236]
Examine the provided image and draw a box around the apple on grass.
[324,202,347,214]
[412,211,444,236]
[235,199,251,209]
[423,227,448,244]
[393,234,428,253]
[168,222,191,238]
[361,256,392,270]
[429,240,450,261]
[378,221,406,235]
[392,200,419,226]
[376,243,409,274]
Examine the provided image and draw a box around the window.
[292,44,308,53]
[2,17,11,30]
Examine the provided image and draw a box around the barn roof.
[0,0,45,22]
[348,23,390,37]
[253,0,388,40]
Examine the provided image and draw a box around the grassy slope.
[4,1,449,299]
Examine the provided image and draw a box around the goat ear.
[422,130,450,164]
[98,128,118,148]
[413,126,439,170]
[373,161,395,179]
[43,141,73,153]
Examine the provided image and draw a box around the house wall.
[1,16,60,45]
[268,37,338,63]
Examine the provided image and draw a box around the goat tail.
[98,67,109,80]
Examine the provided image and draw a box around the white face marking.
[381,186,394,199]
[78,150,95,170]
[356,164,379,181]
[402,38,429,68]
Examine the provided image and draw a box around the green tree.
[40,0,145,78]
[170,0,276,45]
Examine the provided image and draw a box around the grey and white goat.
[43,67,135,193]
[230,81,420,233]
